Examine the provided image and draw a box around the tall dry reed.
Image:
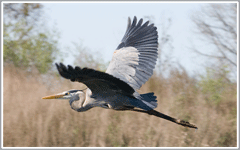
[3,65,237,147]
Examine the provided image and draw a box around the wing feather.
[106,16,158,90]
[56,63,135,96]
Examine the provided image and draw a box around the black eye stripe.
[68,90,81,93]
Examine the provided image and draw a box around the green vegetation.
[198,67,231,105]
[3,3,59,73]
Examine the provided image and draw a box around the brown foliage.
[3,65,236,147]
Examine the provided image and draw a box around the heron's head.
[42,89,84,100]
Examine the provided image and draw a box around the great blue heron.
[42,16,197,129]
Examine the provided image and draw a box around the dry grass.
[3,65,237,147]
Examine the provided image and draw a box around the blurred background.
[3,2,237,147]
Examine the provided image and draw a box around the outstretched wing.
[56,63,135,96]
[106,16,158,90]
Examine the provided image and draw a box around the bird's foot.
[176,119,198,129]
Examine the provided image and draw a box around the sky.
[42,2,210,76]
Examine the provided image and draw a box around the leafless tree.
[191,3,237,70]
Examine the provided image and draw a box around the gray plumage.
[107,16,158,91]
[42,16,198,129]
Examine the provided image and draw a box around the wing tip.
[116,16,158,50]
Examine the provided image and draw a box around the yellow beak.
[42,94,65,99]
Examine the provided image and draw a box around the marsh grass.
[3,65,237,147]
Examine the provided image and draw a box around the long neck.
[72,101,93,112]
[69,90,93,112]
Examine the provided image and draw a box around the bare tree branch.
[190,3,237,69]
[193,48,224,59]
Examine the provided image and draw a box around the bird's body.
[70,89,134,111]
[42,16,197,129]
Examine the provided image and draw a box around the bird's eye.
[65,92,69,95]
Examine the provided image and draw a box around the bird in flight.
[42,16,197,129]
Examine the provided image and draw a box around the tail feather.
[140,92,158,109]
[132,92,158,111]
